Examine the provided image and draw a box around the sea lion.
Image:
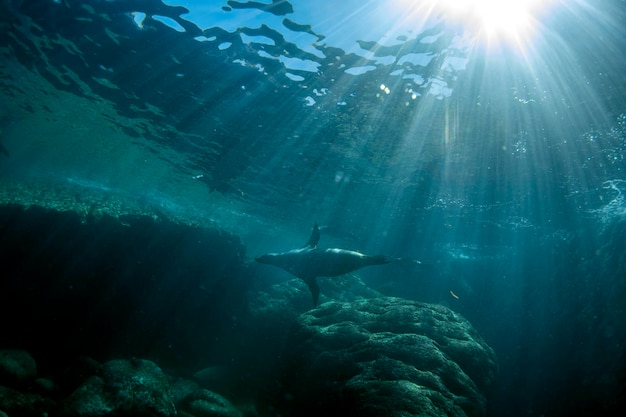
[255,223,389,306]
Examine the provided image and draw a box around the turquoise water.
[1,1,625,416]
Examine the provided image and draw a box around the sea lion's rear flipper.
[302,276,320,306]
[302,222,320,248]
[369,254,391,265]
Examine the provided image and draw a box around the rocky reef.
[0,296,497,417]
[0,351,242,417]
[0,202,249,371]
[275,297,497,417]
[0,202,497,417]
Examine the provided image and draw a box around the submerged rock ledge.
[0,202,249,371]
[0,352,243,417]
[0,176,213,228]
[278,297,498,417]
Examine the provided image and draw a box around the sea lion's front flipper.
[302,276,320,306]
[302,222,320,248]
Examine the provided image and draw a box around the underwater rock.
[0,385,54,417]
[33,377,58,395]
[169,377,200,405]
[63,358,176,417]
[0,349,37,387]
[0,203,249,372]
[62,356,102,392]
[239,274,383,406]
[249,274,382,322]
[191,366,237,396]
[278,297,497,417]
[181,389,242,417]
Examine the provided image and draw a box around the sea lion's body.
[255,223,389,305]
[256,247,388,279]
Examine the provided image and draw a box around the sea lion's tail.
[369,255,392,265]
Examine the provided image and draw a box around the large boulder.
[0,385,55,417]
[0,349,37,387]
[277,297,497,417]
[63,358,176,417]
[180,389,242,417]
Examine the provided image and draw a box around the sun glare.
[391,0,557,47]
[438,0,543,39]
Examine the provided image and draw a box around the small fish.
[449,290,459,299]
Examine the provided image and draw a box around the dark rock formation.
[0,350,37,386]
[0,385,55,417]
[59,357,247,417]
[180,389,242,417]
[63,358,176,417]
[0,353,247,417]
[277,297,497,417]
[0,203,249,372]
[0,350,56,416]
